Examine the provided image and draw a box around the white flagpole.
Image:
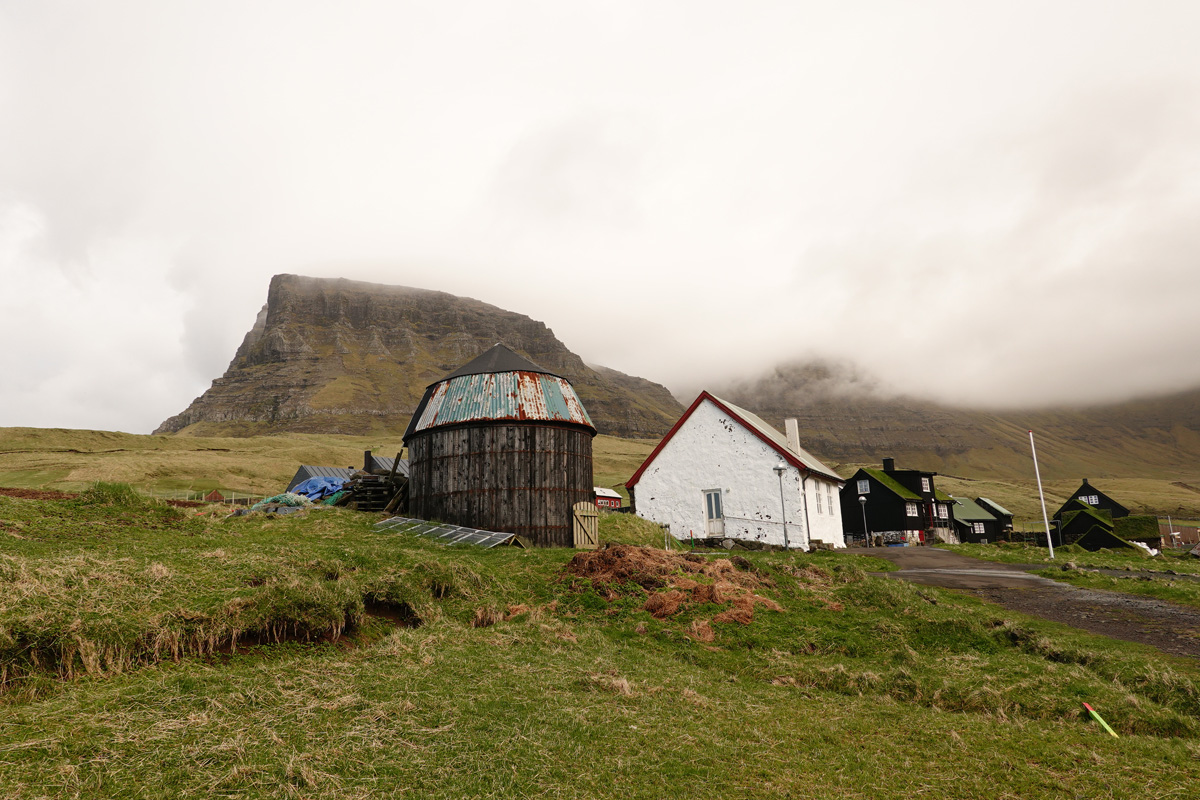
[1029,430,1055,559]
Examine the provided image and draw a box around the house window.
[827,485,834,515]
[1081,494,1099,506]
[857,479,870,494]
[814,488,822,514]
[921,477,931,492]
[704,490,723,521]
[972,522,985,535]
[906,502,918,517]
[938,504,949,519]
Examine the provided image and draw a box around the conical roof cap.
[440,343,560,382]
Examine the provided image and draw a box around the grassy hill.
[0,488,1196,798]
[5,426,1200,524]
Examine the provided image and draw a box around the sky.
[2,1,1200,433]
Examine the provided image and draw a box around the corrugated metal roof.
[710,395,843,483]
[409,370,594,435]
[594,487,622,499]
[287,466,357,492]
[950,495,996,523]
[367,456,410,478]
[976,497,1012,517]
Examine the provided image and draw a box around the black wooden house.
[839,457,954,545]
[1053,478,1129,522]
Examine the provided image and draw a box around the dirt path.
[849,546,1200,660]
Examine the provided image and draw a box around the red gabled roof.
[625,391,843,489]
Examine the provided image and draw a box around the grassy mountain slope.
[718,360,1200,484]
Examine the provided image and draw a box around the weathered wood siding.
[408,423,594,547]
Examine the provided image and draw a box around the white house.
[625,392,846,549]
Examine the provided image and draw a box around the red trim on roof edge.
[625,391,832,489]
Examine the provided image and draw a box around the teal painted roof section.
[950,496,995,523]
[410,370,595,434]
[860,468,922,500]
[977,497,1012,517]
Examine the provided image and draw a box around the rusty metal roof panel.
[408,370,595,434]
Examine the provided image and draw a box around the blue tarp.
[290,476,347,501]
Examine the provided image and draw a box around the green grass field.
[0,487,1198,798]
[0,428,654,502]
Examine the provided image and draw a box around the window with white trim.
[814,487,822,514]
[857,479,870,494]
[938,504,949,519]
[921,477,931,492]
[972,522,985,535]
[827,485,834,515]
[906,502,918,517]
[1081,494,1099,505]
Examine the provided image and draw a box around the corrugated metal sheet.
[411,370,595,434]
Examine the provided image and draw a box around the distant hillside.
[717,360,1200,482]
[156,275,683,438]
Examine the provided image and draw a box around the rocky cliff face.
[156,275,683,438]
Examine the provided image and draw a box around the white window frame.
[906,502,919,517]
[972,522,985,535]
[814,487,823,514]
[857,479,870,494]
[938,504,949,520]
[921,477,931,493]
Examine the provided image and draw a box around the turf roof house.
[1052,478,1129,523]
[840,458,955,545]
[625,392,846,549]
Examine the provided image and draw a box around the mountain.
[716,360,1200,481]
[155,275,683,438]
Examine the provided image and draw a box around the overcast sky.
[3,1,1200,433]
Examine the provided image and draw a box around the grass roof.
[1115,514,1161,541]
[860,468,921,500]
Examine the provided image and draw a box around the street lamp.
[859,495,869,548]
[773,460,789,551]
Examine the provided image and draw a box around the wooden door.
[704,489,724,536]
[572,501,599,549]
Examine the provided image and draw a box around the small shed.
[403,344,598,548]
[203,489,225,503]
[950,496,1003,543]
[594,487,622,510]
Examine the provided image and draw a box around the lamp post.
[859,495,869,548]
[773,460,789,551]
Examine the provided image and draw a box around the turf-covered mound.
[564,544,783,626]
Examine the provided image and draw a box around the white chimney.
[785,418,801,455]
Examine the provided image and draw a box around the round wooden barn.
[403,344,598,548]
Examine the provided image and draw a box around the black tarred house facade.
[839,457,954,545]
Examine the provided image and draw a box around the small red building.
[594,487,622,510]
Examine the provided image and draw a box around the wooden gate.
[572,501,599,549]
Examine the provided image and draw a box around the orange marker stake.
[1082,702,1119,738]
